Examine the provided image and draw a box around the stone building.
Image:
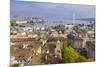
[86,41,95,58]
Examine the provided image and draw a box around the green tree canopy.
[61,41,79,63]
[10,64,19,67]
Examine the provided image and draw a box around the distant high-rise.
[73,14,75,25]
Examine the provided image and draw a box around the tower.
[73,14,75,25]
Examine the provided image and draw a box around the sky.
[10,0,95,22]
[18,0,95,5]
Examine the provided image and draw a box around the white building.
[65,24,74,29]
[16,20,27,24]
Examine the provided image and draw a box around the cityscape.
[10,0,95,67]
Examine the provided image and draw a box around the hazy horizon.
[11,0,95,22]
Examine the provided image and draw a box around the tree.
[61,41,68,63]
[10,64,19,67]
[61,41,79,63]
[11,21,17,28]
[11,47,17,54]
[79,48,88,58]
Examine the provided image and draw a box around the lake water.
[21,19,91,28]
